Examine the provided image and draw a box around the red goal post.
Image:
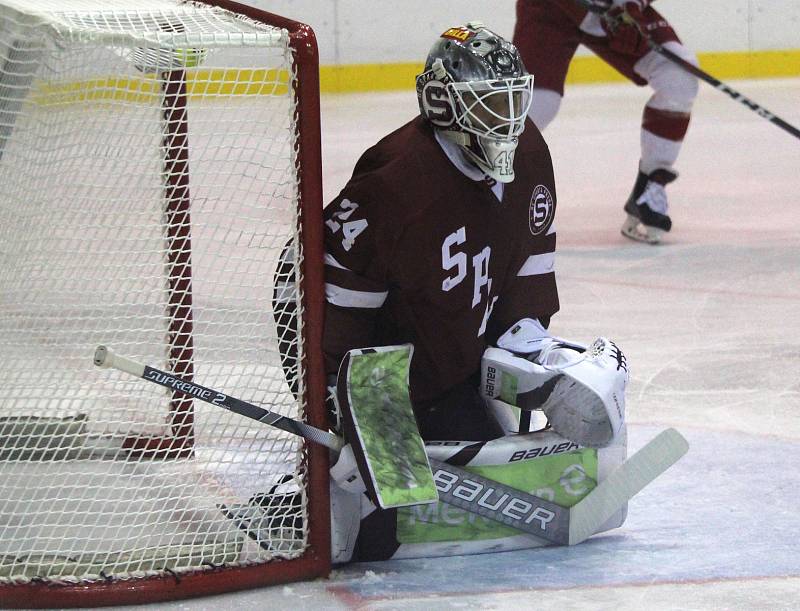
[0,0,329,606]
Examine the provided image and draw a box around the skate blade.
[621,215,664,245]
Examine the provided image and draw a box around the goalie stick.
[94,345,688,546]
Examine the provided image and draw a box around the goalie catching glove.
[480,319,628,447]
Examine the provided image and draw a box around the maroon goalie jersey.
[323,116,559,404]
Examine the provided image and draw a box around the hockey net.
[0,0,329,606]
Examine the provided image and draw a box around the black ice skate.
[220,475,304,553]
[620,168,677,244]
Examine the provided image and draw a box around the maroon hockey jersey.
[323,116,559,404]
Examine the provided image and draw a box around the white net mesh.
[0,0,317,588]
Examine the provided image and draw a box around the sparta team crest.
[528,185,554,236]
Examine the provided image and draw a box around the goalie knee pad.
[481,338,628,447]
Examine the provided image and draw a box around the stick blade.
[569,428,689,545]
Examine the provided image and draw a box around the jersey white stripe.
[325,252,350,270]
[325,283,388,308]
[517,252,555,277]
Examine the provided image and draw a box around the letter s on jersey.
[441,227,498,338]
[441,227,467,291]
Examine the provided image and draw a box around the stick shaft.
[650,42,800,140]
[94,345,343,451]
[574,1,800,140]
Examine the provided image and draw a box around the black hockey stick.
[646,40,800,141]
[93,345,340,449]
[574,0,800,140]
[94,345,688,546]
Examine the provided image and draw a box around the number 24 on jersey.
[326,198,368,251]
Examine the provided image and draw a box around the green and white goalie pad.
[388,426,628,559]
[332,344,631,561]
[336,345,438,509]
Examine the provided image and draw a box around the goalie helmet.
[416,21,533,183]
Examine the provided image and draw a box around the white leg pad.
[329,480,363,565]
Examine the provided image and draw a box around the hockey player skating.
[513,0,699,244]
[320,22,631,561]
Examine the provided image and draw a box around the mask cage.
[447,75,533,140]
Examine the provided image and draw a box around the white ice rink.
[129,77,799,610]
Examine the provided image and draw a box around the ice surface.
[114,78,800,609]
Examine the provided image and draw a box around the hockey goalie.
[276,22,631,562]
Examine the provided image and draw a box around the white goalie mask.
[416,22,533,183]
